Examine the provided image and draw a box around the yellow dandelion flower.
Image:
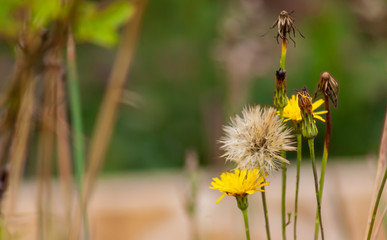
[282,94,328,123]
[209,169,270,204]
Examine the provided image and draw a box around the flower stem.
[308,139,325,240]
[280,32,287,70]
[261,188,271,240]
[281,157,287,239]
[294,133,302,240]
[241,209,251,240]
[315,96,331,238]
[279,108,287,240]
[314,144,328,239]
[367,162,387,240]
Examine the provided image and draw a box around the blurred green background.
[2,0,387,172]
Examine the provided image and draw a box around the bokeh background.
[0,0,385,171]
[73,0,386,170]
[0,0,387,239]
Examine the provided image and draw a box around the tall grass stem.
[366,105,387,240]
[67,31,85,191]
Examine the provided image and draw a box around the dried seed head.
[271,10,304,46]
[296,87,313,113]
[314,71,339,108]
[220,105,296,174]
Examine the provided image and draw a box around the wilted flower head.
[220,105,296,174]
[297,87,313,113]
[314,71,339,108]
[296,87,319,139]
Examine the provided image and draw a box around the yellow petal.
[314,115,326,122]
[313,110,328,115]
[216,192,227,204]
[312,99,324,110]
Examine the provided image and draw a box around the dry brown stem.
[365,103,387,239]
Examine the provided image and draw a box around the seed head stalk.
[280,32,287,70]
[280,30,287,240]
[279,108,287,240]
[293,132,302,240]
[314,96,331,238]
[308,139,325,240]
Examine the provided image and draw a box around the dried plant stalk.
[82,0,146,203]
[373,206,387,240]
[37,46,63,240]
[7,64,38,213]
[56,70,73,234]
[365,104,387,239]
[69,1,147,238]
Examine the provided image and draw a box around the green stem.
[367,165,387,240]
[308,139,324,240]
[279,108,287,240]
[241,209,251,240]
[314,144,328,239]
[281,158,287,239]
[261,189,271,240]
[280,33,287,70]
[294,133,302,240]
[67,32,88,238]
[67,36,85,191]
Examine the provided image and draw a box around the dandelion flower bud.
[274,68,288,109]
[297,87,318,139]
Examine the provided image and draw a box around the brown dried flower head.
[296,87,313,113]
[314,71,339,108]
[220,105,296,174]
[271,10,305,46]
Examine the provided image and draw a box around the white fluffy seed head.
[220,105,296,174]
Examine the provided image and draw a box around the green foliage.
[29,0,62,29]
[0,0,132,48]
[75,1,133,47]
[0,0,24,38]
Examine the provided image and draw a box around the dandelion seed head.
[220,105,296,174]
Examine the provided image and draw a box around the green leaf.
[0,0,24,38]
[30,0,62,29]
[75,1,133,47]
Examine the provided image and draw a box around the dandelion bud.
[274,68,288,109]
[297,87,318,139]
